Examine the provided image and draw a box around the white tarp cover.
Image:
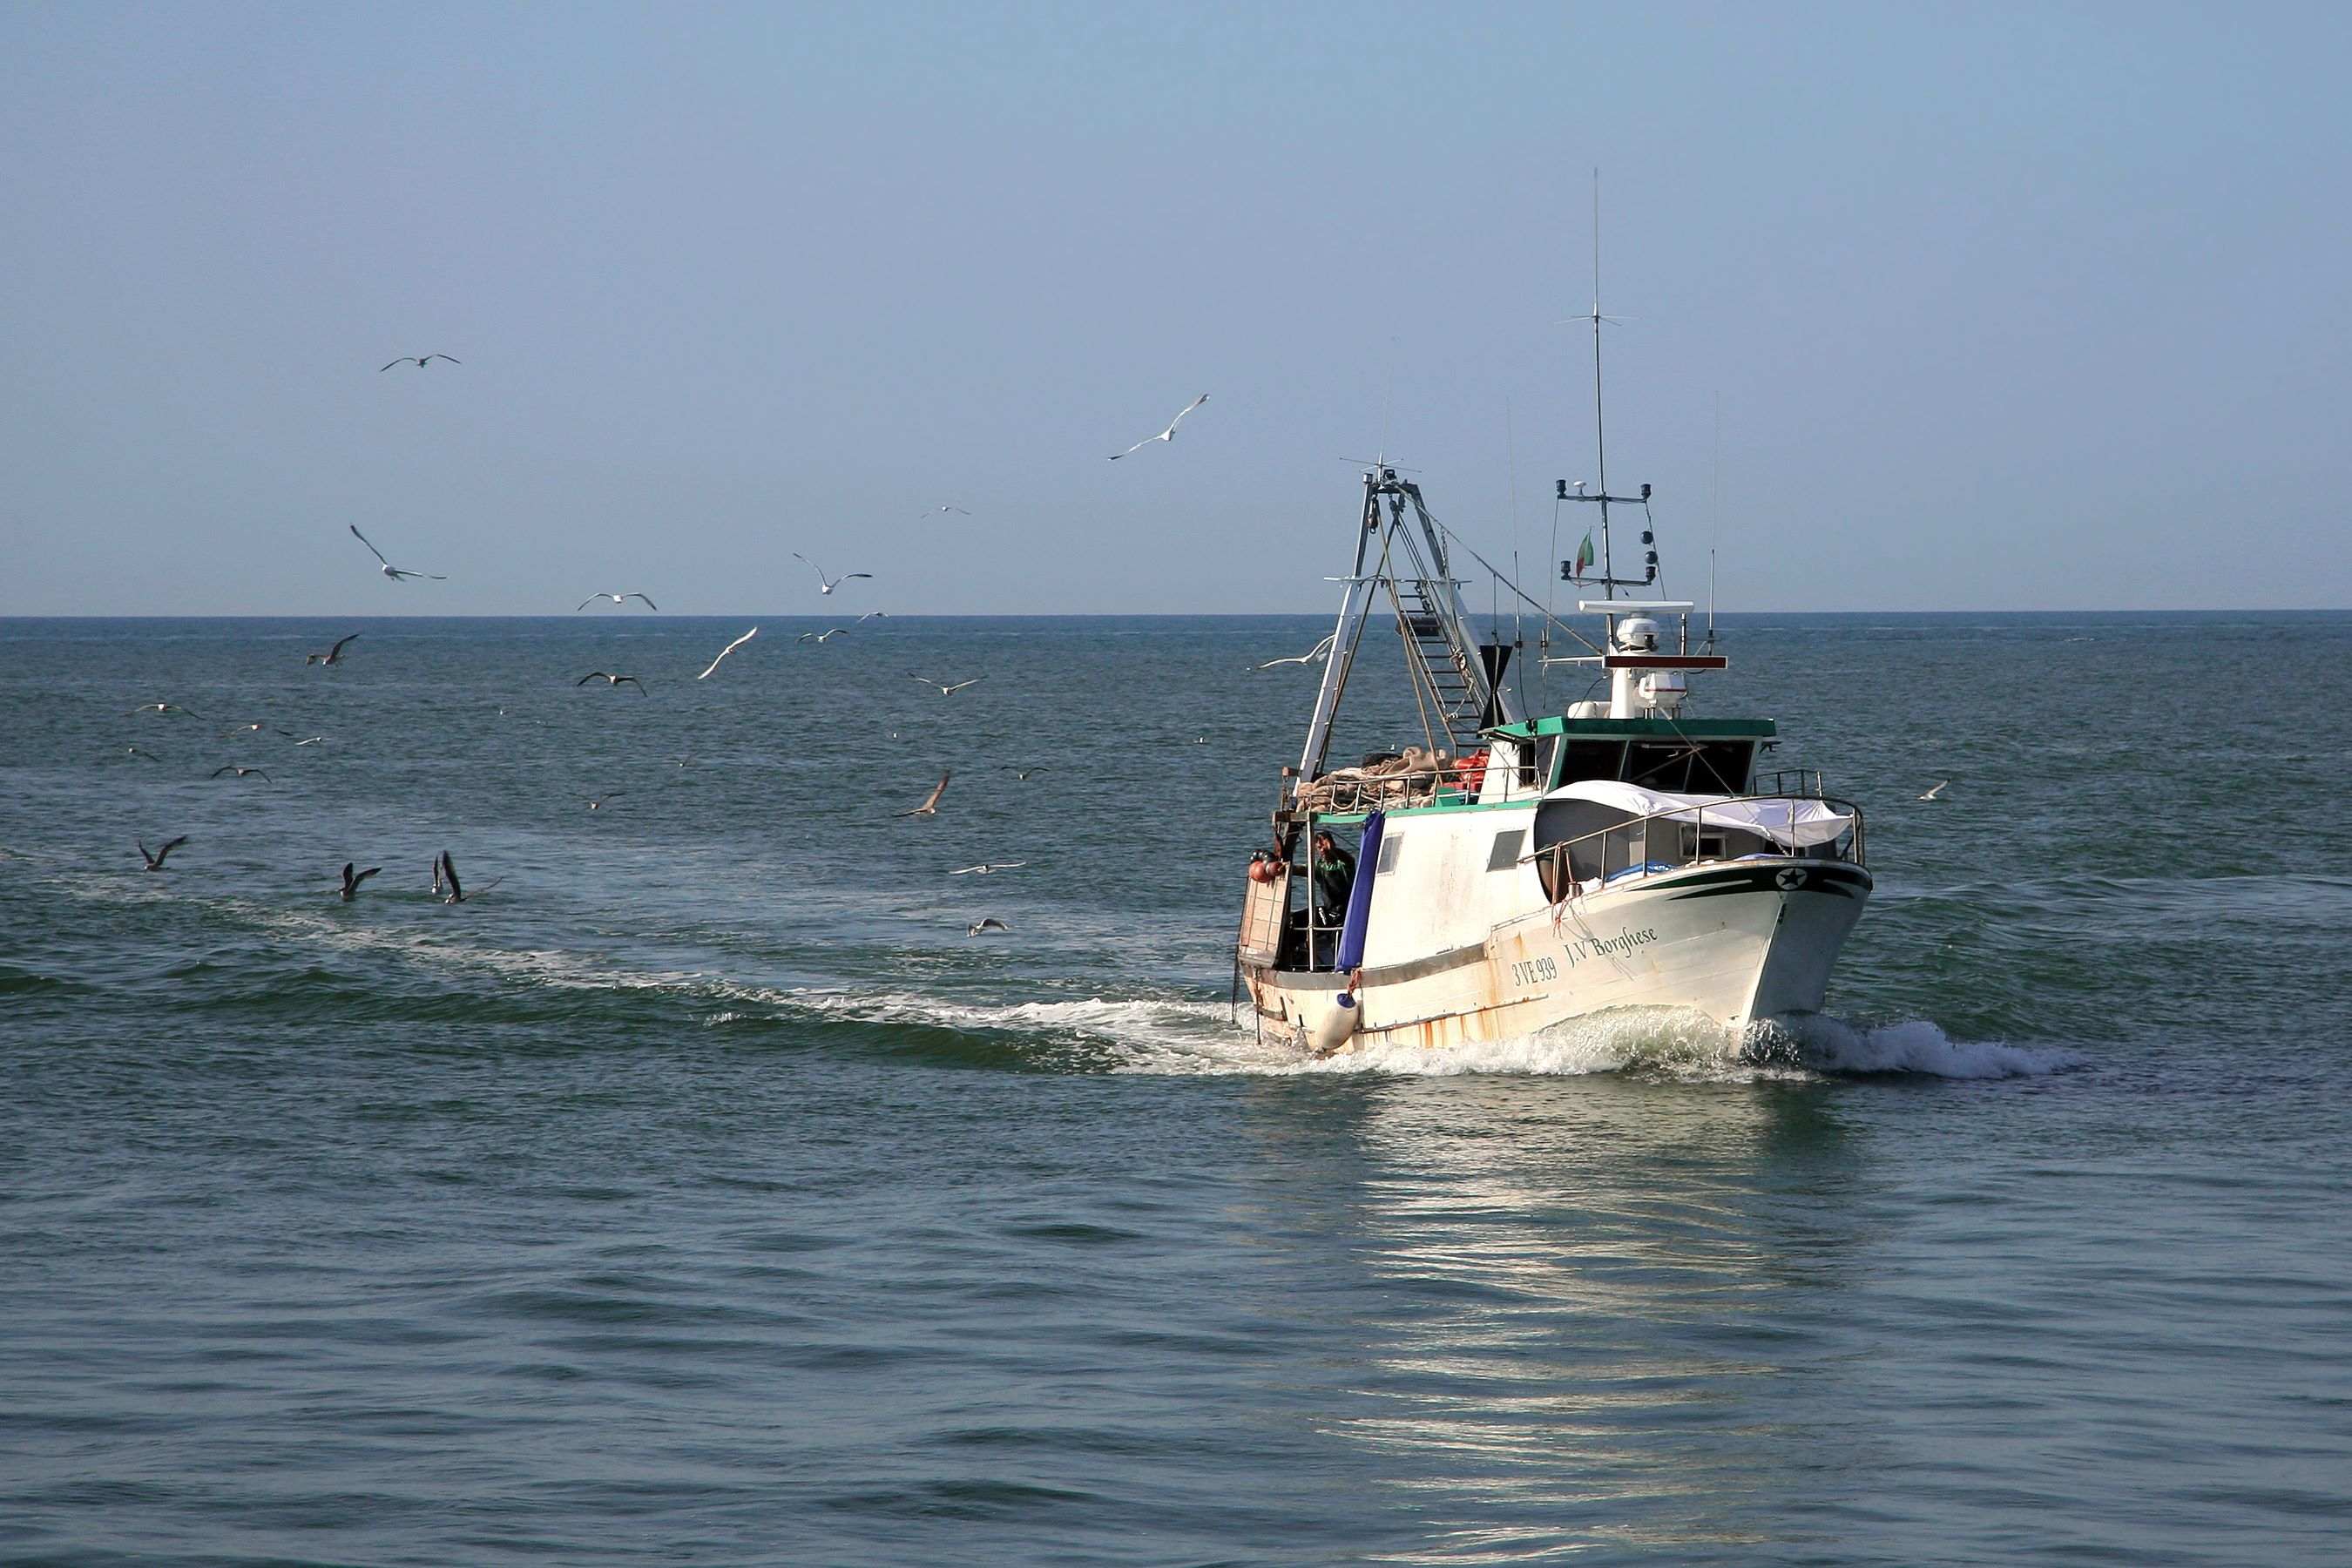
[1541,779,1854,848]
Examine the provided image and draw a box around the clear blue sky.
[3,3,2345,615]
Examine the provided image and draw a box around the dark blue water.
[3,612,2348,1565]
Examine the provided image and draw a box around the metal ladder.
[1395,579,1490,756]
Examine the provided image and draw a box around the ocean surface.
[2,610,2348,1566]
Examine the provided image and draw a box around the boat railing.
[1754,768,1827,799]
[1523,793,1867,902]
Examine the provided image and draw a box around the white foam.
[1758,1013,2085,1079]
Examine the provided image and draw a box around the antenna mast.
[1555,170,1655,625]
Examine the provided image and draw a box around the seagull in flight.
[576,672,645,692]
[381,355,460,370]
[306,633,361,666]
[1252,633,1336,670]
[697,626,758,679]
[124,702,199,719]
[138,836,188,872]
[349,525,446,582]
[797,626,852,644]
[337,862,382,902]
[895,772,951,818]
[219,721,293,739]
[1918,780,1951,801]
[434,849,499,904]
[965,917,1009,936]
[948,862,1025,875]
[855,611,888,623]
[794,554,873,595]
[210,765,272,783]
[999,765,1046,781]
[119,747,166,764]
[1109,394,1208,459]
[907,673,985,696]
[585,793,625,810]
[921,505,972,518]
[577,591,659,612]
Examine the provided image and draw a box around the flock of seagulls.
[112,361,1238,940]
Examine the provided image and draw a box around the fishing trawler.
[1235,373,1869,1056]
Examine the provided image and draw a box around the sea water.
[2,612,2347,1565]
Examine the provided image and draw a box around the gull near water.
[907,673,985,696]
[948,862,1025,875]
[895,772,951,819]
[794,554,873,596]
[337,862,382,902]
[1108,394,1208,459]
[697,627,758,680]
[798,627,851,644]
[306,633,361,666]
[138,836,187,872]
[576,672,645,693]
[577,592,659,612]
[349,525,447,582]
[1251,633,1336,670]
[124,703,199,719]
[966,917,1010,936]
[209,765,272,783]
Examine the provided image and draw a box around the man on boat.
[1310,829,1355,927]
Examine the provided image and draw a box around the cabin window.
[1485,828,1525,870]
[1375,835,1403,875]
[1558,740,1625,787]
[1624,740,1754,794]
[1679,824,1728,862]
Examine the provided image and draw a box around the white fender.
[1308,992,1360,1055]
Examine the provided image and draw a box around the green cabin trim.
[1486,715,1778,740]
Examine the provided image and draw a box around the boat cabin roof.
[1487,715,1777,740]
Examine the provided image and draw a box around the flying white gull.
[124,703,199,718]
[1109,394,1208,459]
[697,626,758,679]
[895,772,951,818]
[586,793,625,811]
[948,862,1025,875]
[577,672,645,693]
[307,633,361,666]
[138,836,188,872]
[999,765,1046,781]
[907,673,985,696]
[1251,633,1336,671]
[855,611,888,623]
[210,765,272,783]
[338,862,381,902]
[349,525,446,582]
[381,355,460,370]
[966,917,1009,936]
[798,627,852,644]
[1918,780,1951,801]
[794,554,873,595]
[577,592,659,612]
[921,505,972,517]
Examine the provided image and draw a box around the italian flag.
[1571,531,1595,579]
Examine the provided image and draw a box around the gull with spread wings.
[306,633,361,666]
[349,525,446,582]
[907,673,985,696]
[381,355,460,370]
[794,554,872,595]
[698,627,758,679]
[578,591,659,612]
[1109,394,1208,459]
[895,772,951,818]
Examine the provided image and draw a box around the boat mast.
[1557,171,1655,641]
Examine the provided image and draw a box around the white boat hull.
[1243,858,1870,1056]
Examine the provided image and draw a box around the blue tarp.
[1335,810,1382,972]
